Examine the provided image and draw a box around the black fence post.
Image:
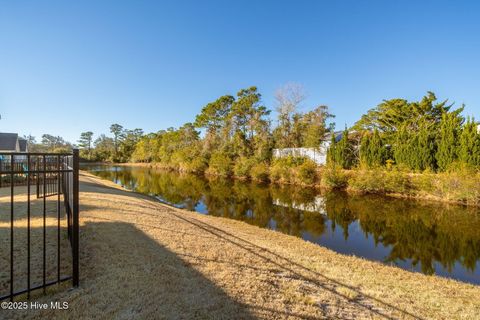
[72,149,80,287]
[10,154,14,301]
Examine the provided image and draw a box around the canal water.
[82,164,480,285]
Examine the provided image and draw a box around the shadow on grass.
[81,216,424,318]
[0,224,72,300]
[0,220,258,319]
[78,176,426,319]
[160,208,426,320]
[80,220,262,319]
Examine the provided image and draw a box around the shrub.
[295,160,318,185]
[320,167,348,190]
[411,173,434,194]
[408,165,480,205]
[233,157,255,179]
[348,169,411,194]
[184,157,208,174]
[430,169,480,205]
[206,151,233,177]
[348,170,386,193]
[269,162,289,183]
[269,156,308,184]
[250,163,270,182]
[383,169,411,194]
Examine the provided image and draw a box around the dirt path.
[4,172,479,319]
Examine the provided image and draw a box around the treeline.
[73,85,331,167]
[327,92,480,172]
[76,125,144,162]
[129,85,334,180]
[25,134,74,153]
[80,87,480,177]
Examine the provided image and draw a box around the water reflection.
[83,164,480,285]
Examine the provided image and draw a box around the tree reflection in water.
[83,164,480,284]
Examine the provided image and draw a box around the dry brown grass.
[1,172,479,319]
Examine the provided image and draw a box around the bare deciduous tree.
[274,82,306,120]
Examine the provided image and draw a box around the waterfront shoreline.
[86,161,480,208]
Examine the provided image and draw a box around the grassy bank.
[344,168,480,206]
[3,172,479,319]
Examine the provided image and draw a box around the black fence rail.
[0,150,79,301]
[0,156,63,190]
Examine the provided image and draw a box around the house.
[272,131,344,165]
[0,133,28,153]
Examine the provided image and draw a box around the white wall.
[272,142,330,165]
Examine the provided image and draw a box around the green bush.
[348,169,411,194]
[184,157,208,174]
[295,160,318,185]
[250,163,270,182]
[383,170,411,194]
[233,157,255,178]
[269,156,308,184]
[320,167,348,190]
[206,151,233,177]
[348,170,385,193]
[269,162,289,183]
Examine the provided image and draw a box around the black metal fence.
[0,150,79,301]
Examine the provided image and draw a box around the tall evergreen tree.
[326,132,337,167]
[335,128,355,169]
[368,129,387,167]
[393,124,411,169]
[359,133,370,167]
[436,112,463,171]
[459,118,480,168]
[416,124,436,171]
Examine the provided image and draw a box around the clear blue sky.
[1,1,479,143]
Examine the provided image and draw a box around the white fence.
[272,146,328,165]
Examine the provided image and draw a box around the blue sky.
[1,1,479,143]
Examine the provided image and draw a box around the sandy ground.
[1,172,479,319]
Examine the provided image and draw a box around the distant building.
[272,131,344,165]
[0,133,28,153]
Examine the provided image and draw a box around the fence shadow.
[163,211,424,320]
[2,219,257,319]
